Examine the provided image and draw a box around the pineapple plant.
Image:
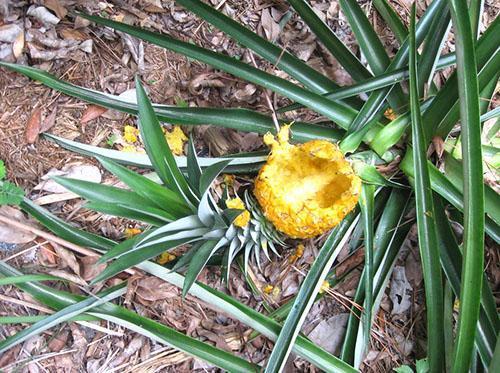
[0,0,498,371]
[45,78,361,296]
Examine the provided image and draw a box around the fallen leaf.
[80,105,108,124]
[48,330,69,352]
[80,255,106,281]
[110,336,145,367]
[261,8,280,42]
[48,269,87,286]
[135,277,178,303]
[389,266,413,315]
[12,30,24,59]
[44,0,67,19]
[307,314,349,355]
[34,164,101,194]
[188,73,225,95]
[432,136,445,158]
[0,23,22,43]
[40,107,57,132]
[52,242,80,275]
[27,6,60,26]
[0,206,36,244]
[24,108,42,144]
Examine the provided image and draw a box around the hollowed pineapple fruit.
[254,126,361,239]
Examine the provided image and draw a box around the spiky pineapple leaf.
[135,77,198,208]
[96,156,191,217]
[186,137,202,194]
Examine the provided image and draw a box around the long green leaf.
[342,189,412,363]
[0,274,65,285]
[408,7,444,371]
[359,184,374,353]
[447,0,485,370]
[278,52,457,114]
[77,13,363,129]
[372,0,408,43]
[400,153,499,243]
[264,213,358,372]
[422,15,499,140]
[96,156,190,217]
[135,77,198,208]
[340,0,449,152]
[46,133,267,173]
[434,196,498,366]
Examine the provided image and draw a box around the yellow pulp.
[225,197,251,228]
[254,126,361,239]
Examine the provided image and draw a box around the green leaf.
[135,77,198,208]
[408,7,444,371]
[278,53,457,114]
[359,184,374,355]
[45,133,267,173]
[96,156,191,217]
[400,153,499,243]
[422,15,499,140]
[342,189,412,364]
[186,137,202,194]
[51,176,175,224]
[14,201,355,372]
[183,238,224,297]
[448,0,485,370]
[198,160,232,196]
[0,263,259,372]
[417,9,451,94]
[0,274,66,286]
[264,214,357,372]
[0,160,5,179]
[91,237,196,284]
[340,0,449,152]
[372,0,408,43]
[433,195,498,365]
[0,180,24,206]
[0,61,346,144]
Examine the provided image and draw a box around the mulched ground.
[0,1,498,372]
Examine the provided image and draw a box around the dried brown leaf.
[135,277,178,303]
[0,206,37,244]
[48,330,69,352]
[80,105,108,124]
[12,29,24,58]
[40,107,57,132]
[52,242,80,275]
[80,255,106,281]
[24,108,42,144]
[44,0,67,19]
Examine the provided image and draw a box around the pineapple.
[254,126,361,238]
